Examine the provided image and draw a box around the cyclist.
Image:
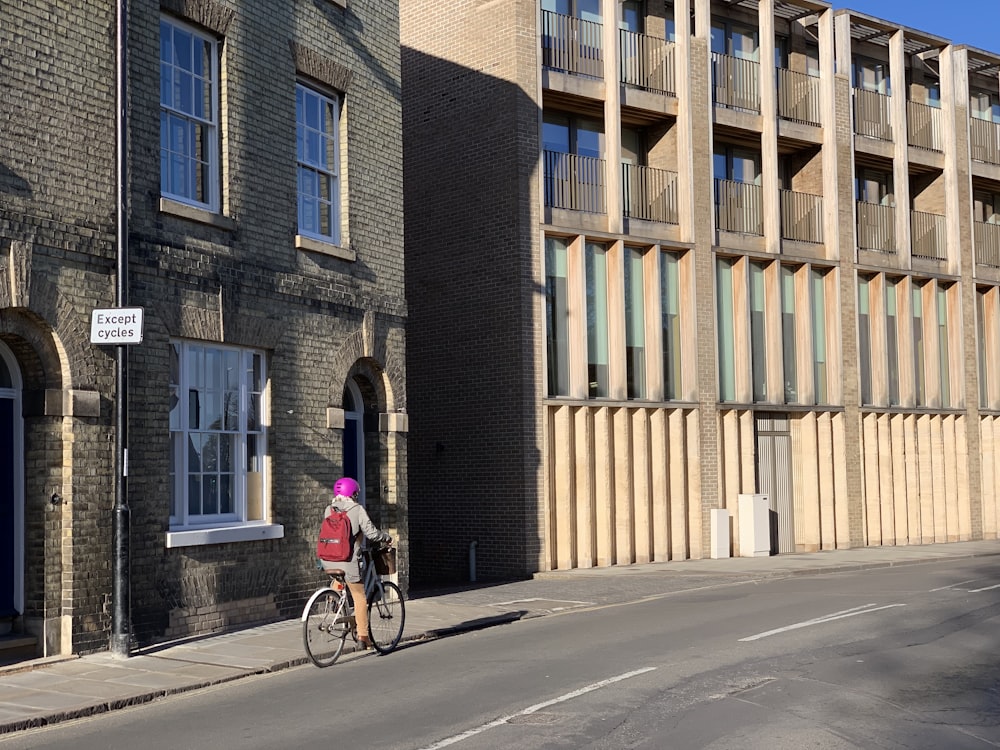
[321,477,392,650]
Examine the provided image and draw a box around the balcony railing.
[777,68,820,126]
[853,88,892,141]
[619,30,675,95]
[911,210,946,259]
[856,201,896,253]
[712,53,760,113]
[541,10,603,78]
[780,190,823,243]
[544,150,606,214]
[970,117,1000,165]
[976,221,1000,267]
[907,101,942,151]
[622,163,678,224]
[715,179,763,235]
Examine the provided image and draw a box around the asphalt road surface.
[4,557,1000,749]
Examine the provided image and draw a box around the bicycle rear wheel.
[367,581,405,654]
[303,589,349,667]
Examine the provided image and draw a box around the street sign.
[90,307,144,345]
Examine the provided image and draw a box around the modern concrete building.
[1,0,406,661]
[401,0,1000,583]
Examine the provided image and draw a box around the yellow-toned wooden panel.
[669,409,689,560]
[800,412,821,551]
[594,407,616,566]
[632,409,653,564]
[791,411,806,551]
[929,416,947,543]
[956,415,972,541]
[890,414,907,545]
[720,410,743,555]
[877,414,895,545]
[544,407,557,571]
[917,415,934,544]
[903,414,921,545]
[650,410,670,562]
[613,408,634,565]
[739,409,755,494]
[574,407,595,567]
[817,412,836,550]
[984,418,999,539]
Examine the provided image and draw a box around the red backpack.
[316,508,353,562]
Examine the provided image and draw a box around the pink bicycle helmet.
[333,477,360,499]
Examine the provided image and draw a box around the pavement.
[2,539,1000,736]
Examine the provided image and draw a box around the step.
[0,634,38,667]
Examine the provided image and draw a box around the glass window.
[978,288,989,407]
[913,285,925,406]
[971,91,1000,123]
[886,280,900,406]
[296,84,341,244]
[750,262,767,401]
[170,341,267,528]
[853,57,890,94]
[586,242,610,397]
[781,266,797,403]
[160,17,218,210]
[661,251,681,400]
[859,276,872,405]
[938,286,950,408]
[625,248,646,399]
[811,269,828,404]
[717,257,736,402]
[545,237,570,397]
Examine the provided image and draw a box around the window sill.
[326,0,346,7]
[166,523,284,548]
[296,234,355,261]
[160,198,236,231]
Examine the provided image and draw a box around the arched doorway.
[343,379,366,505]
[0,342,23,622]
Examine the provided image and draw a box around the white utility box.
[710,508,730,559]
[738,493,771,558]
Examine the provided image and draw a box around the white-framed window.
[160,17,219,211]
[297,83,341,244]
[169,341,267,532]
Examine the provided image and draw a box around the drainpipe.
[469,540,478,583]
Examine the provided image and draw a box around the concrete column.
[674,0,696,242]
[604,0,623,234]
[889,31,911,264]
[759,0,780,253]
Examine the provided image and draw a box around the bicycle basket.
[373,547,396,575]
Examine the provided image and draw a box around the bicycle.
[301,542,406,667]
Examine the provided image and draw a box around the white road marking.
[929,579,980,592]
[739,603,906,642]
[416,667,657,749]
[967,583,1000,593]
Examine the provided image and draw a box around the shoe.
[357,636,372,650]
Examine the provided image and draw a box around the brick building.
[1,0,406,661]
[401,0,1000,583]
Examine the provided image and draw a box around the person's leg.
[346,581,370,647]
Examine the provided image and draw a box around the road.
[3,557,1000,749]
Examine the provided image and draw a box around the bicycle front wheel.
[368,581,405,654]
[303,589,349,667]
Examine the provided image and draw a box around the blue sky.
[836,1,1000,54]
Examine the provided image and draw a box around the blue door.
[0,398,14,617]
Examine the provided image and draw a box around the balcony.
[622,163,678,224]
[853,89,892,141]
[907,101,942,151]
[712,53,760,113]
[777,68,820,126]
[544,150,607,214]
[856,201,896,253]
[910,210,946,260]
[976,221,1000,266]
[619,29,675,96]
[780,190,823,243]
[971,117,1000,165]
[541,10,603,78]
[715,179,763,235]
